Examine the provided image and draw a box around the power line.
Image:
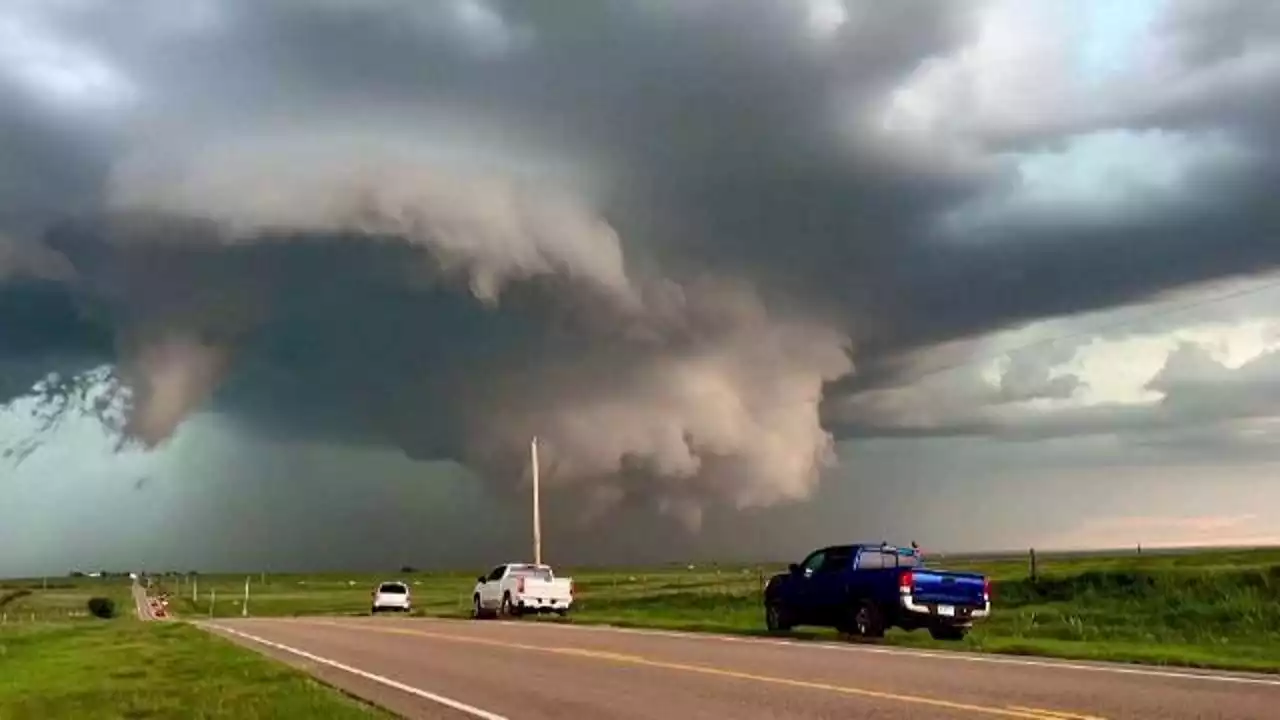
[904,274,1280,382]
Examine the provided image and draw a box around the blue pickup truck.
[763,543,990,640]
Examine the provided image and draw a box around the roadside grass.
[0,621,393,719]
[163,547,1280,673]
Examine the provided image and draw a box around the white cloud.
[869,0,1280,156]
[872,0,1098,149]
[802,0,850,42]
[835,271,1280,438]
[0,13,137,111]
[446,0,531,58]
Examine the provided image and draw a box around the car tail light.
[516,577,525,593]
[983,578,991,601]
[898,570,913,594]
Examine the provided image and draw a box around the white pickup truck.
[472,563,574,618]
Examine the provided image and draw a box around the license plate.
[936,604,955,617]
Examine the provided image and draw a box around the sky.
[2,0,1280,575]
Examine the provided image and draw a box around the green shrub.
[87,597,117,619]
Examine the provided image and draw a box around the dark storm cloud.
[3,0,1280,529]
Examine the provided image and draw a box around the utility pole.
[531,436,542,566]
[242,576,250,617]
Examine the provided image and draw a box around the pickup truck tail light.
[568,580,574,597]
[898,570,913,594]
[983,578,991,601]
[516,577,525,593]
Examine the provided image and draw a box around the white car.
[472,563,574,618]
[370,581,412,614]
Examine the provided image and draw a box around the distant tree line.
[69,570,200,577]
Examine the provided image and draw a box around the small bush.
[87,597,117,619]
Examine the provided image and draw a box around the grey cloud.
[3,0,1280,539]
[1161,0,1280,69]
[998,351,1084,404]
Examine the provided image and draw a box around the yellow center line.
[298,620,1107,720]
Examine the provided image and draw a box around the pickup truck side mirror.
[477,575,486,584]
[788,563,801,574]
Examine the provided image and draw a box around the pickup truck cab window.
[800,550,826,575]
[820,546,854,573]
[486,566,506,582]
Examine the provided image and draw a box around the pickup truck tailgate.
[517,578,572,600]
[908,570,987,606]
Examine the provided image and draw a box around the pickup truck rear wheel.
[851,603,886,639]
[500,593,520,618]
[765,602,793,632]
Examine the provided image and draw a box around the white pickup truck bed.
[472,563,574,618]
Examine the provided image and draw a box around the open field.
[0,575,133,623]
[0,619,393,718]
[128,546,1280,673]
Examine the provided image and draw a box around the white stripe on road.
[398,617,1280,688]
[210,624,509,720]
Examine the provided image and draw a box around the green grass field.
[0,622,392,719]
[142,546,1280,673]
[0,579,392,719]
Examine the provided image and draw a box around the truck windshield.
[509,566,553,581]
[378,584,407,594]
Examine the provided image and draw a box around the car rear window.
[508,566,553,581]
[378,583,408,594]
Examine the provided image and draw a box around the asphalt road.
[204,617,1278,719]
[131,578,171,621]
[130,579,154,621]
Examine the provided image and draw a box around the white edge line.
[207,624,509,720]
[383,617,1280,688]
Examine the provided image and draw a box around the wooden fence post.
[1029,547,1038,582]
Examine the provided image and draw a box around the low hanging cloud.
[6,133,854,526]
